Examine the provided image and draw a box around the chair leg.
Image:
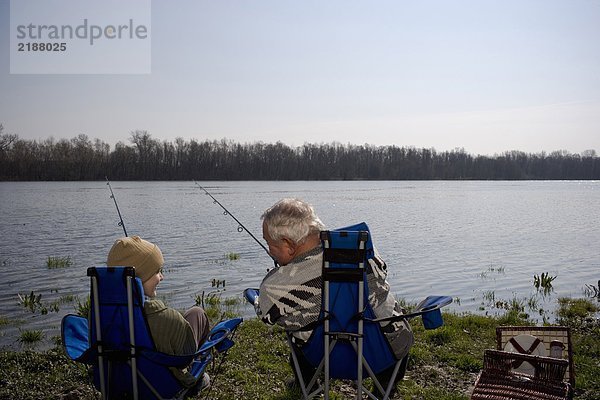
[288,339,323,399]
[373,355,409,399]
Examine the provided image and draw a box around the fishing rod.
[193,181,277,266]
[105,177,128,237]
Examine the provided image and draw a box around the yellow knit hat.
[106,236,164,282]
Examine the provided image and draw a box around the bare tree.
[0,124,19,152]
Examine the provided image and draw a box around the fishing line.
[193,181,278,266]
[105,177,128,237]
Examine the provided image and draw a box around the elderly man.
[256,198,414,394]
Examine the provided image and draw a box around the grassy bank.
[1,298,598,400]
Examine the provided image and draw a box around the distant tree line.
[1,125,598,181]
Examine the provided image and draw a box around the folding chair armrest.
[199,317,243,353]
[243,288,259,305]
[371,295,453,330]
[61,314,95,363]
[141,318,243,368]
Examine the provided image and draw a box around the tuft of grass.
[75,295,91,318]
[17,291,43,313]
[482,290,495,303]
[59,294,77,303]
[453,353,482,373]
[17,291,61,315]
[213,296,241,321]
[195,292,241,321]
[46,256,73,269]
[557,297,599,327]
[18,329,45,348]
[526,294,539,312]
[583,281,600,298]
[489,264,505,274]
[533,272,556,295]
[424,326,453,346]
[211,278,226,288]
[226,252,240,261]
[478,265,505,280]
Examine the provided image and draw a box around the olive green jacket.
[144,298,198,387]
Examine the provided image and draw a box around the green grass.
[46,256,73,269]
[557,297,599,323]
[17,291,43,313]
[195,292,241,321]
[0,348,97,400]
[75,295,91,318]
[17,290,62,315]
[206,319,295,399]
[17,329,45,349]
[1,298,598,399]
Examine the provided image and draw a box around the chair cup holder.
[422,308,443,330]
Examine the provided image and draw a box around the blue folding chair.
[62,266,242,400]
[245,222,451,400]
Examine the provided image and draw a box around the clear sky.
[1,0,599,156]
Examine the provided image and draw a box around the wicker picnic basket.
[471,349,572,400]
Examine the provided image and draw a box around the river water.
[0,180,598,350]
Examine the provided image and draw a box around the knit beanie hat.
[106,236,164,282]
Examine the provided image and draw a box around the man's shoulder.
[293,246,323,263]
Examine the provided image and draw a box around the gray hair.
[261,198,325,245]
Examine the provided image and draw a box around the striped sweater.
[257,246,414,359]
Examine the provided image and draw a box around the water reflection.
[0,180,599,350]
